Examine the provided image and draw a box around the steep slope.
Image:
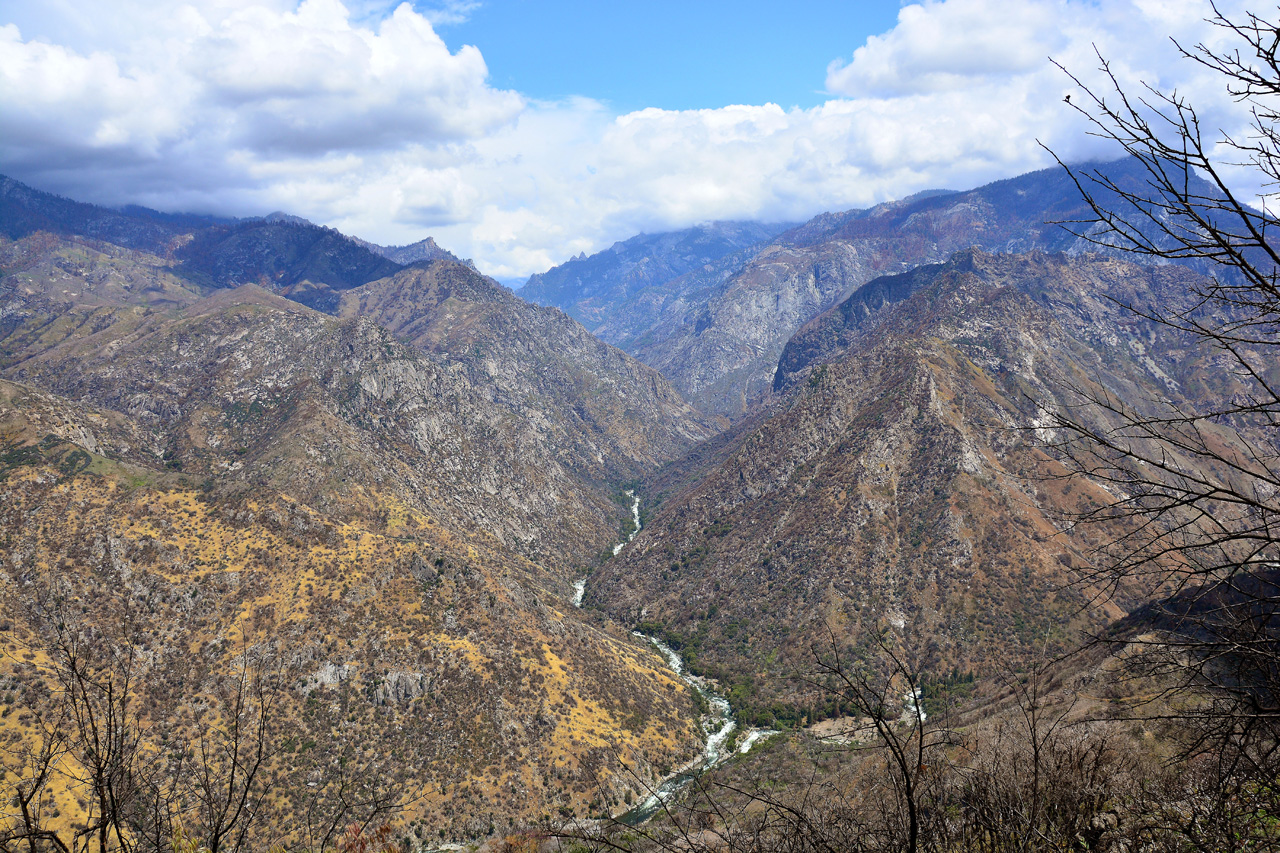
[1,233,713,573]
[0,380,702,841]
[353,235,466,266]
[585,250,1230,720]
[627,163,1163,416]
[0,174,224,252]
[0,233,722,840]
[339,261,716,477]
[1,288,599,570]
[0,232,214,379]
[521,221,793,330]
[0,175,408,309]
[534,159,1212,417]
[174,219,403,309]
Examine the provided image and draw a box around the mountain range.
[0,163,1243,847]
[587,247,1231,719]
[522,159,1217,418]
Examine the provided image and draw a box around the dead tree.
[1043,0,1280,834]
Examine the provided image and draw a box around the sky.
[0,0,1264,280]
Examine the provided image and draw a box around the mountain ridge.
[585,248,1228,719]
[526,158,1224,417]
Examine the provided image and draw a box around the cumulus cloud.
[827,0,1062,97]
[0,0,1263,279]
[420,0,1256,277]
[0,0,519,207]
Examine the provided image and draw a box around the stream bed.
[572,491,778,824]
[618,635,738,824]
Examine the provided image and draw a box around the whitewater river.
[571,490,640,607]
[618,636,742,825]
[571,491,777,824]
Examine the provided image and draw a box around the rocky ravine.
[1,235,714,570]
[0,229,720,843]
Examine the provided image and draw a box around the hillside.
[353,235,466,267]
[0,227,725,844]
[1,170,1264,849]
[339,260,716,480]
[0,173,438,309]
[2,234,713,571]
[528,159,1220,417]
[0,174,222,253]
[584,249,1235,719]
[0,380,702,842]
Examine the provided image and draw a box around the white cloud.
[827,0,1063,97]
[0,0,519,207]
[0,0,1263,279]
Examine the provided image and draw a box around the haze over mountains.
[521,159,1205,418]
[0,161,1248,847]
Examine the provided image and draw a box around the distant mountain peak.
[349,234,467,268]
[521,220,798,329]
[262,210,314,226]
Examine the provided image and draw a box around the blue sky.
[0,0,1260,278]
[436,1,903,113]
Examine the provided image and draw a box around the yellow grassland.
[0,459,703,838]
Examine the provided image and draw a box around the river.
[572,490,777,824]
[617,635,738,824]
[572,490,640,608]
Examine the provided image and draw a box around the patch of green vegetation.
[0,442,45,475]
[704,517,734,538]
[224,398,269,426]
[920,669,976,715]
[57,448,92,477]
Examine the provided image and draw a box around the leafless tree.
[0,595,287,853]
[1043,3,1280,752]
[798,629,955,853]
[299,754,410,853]
[0,602,150,853]
[179,649,280,853]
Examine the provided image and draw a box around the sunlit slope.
[587,250,1246,721]
[2,234,714,570]
[0,382,701,839]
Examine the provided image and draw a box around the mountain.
[251,212,470,270]
[0,174,213,253]
[0,233,712,570]
[3,168,1251,846]
[337,260,715,490]
[0,174,413,310]
[584,248,1233,720]
[0,378,701,840]
[172,219,404,310]
[521,221,795,329]
[353,235,467,267]
[525,159,1215,418]
[0,228,721,840]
